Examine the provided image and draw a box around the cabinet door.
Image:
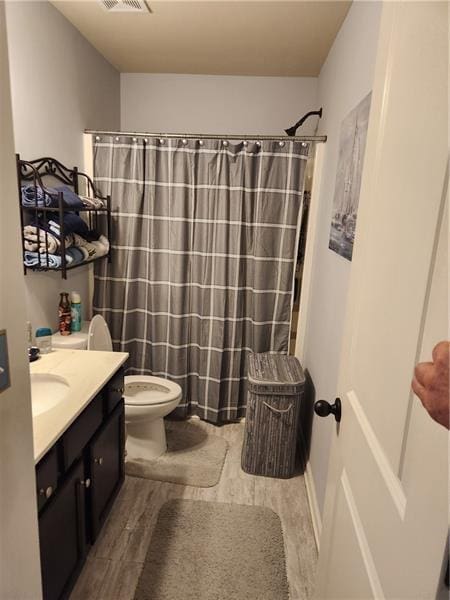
[39,459,88,600]
[89,400,125,541]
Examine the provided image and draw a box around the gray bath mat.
[125,421,228,487]
[134,499,289,600]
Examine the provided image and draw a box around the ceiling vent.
[100,0,151,13]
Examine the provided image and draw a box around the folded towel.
[49,213,90,238]
[53,185,84,209]
[21,185,84,209]
[24,251,62,268]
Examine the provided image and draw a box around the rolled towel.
[72,233,109,261]
[23,225,73,253]
[65,247,85,266]
[91,234,110,258]
[21,185,57,208]
[81,195,105,209]
[23,226,59,254]
[24,249,84,268]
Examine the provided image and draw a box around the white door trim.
[304,462,323,550]
[294,143,326,363]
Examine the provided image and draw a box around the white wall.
[5,0,120,332]
[303,1,382,520]
[0,3,42,597]
[121,73,318,135]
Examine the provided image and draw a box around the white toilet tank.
[52,326,88,349]
[52,315,113,351]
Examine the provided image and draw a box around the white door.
[315,3,449,599]
[0,3,42,598]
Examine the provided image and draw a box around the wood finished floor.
[70,420,318,600]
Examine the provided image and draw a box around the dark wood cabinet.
[35,370,125,600]
[38,460,87,600]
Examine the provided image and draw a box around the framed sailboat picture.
[329,92,372,261]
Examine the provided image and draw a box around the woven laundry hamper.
[241,353,305,479]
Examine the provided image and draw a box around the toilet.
[52,314,182,460]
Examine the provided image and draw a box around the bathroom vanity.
[31,349,128,600]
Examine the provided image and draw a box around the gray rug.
[133,499,289,600]
[125,421,228,487]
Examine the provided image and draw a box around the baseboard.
[187,415,246,423]
[304,462,322,551]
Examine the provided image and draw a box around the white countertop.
[31,349,128,464]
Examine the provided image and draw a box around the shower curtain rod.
[85,129,327,143]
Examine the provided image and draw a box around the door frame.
[293,143,326,548]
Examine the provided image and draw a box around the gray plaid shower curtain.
[93,136,309,423]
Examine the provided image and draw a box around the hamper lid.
[248,353,305,395]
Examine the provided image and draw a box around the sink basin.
[30,373,70,417]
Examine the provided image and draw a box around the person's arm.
[412,341,450,429]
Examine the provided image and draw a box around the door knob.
[314,398,342,422]
[94,457,103,465]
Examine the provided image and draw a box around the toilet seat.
[124,375,182,406]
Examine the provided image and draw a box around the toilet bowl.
[124,376,181,460]
[52,315,182,459]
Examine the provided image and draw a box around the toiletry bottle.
[58,292,72,336]
[70,291,82,332]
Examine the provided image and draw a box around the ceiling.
[51,1,351,76]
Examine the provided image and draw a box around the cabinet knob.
[111,387,124,394]
[80,478,91,488]
[94,457,103,466]
[39,486,53,498]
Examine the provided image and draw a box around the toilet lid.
[124,375,182,406]
[88,314,113,352]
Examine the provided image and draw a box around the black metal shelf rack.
[16,155,111,279]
